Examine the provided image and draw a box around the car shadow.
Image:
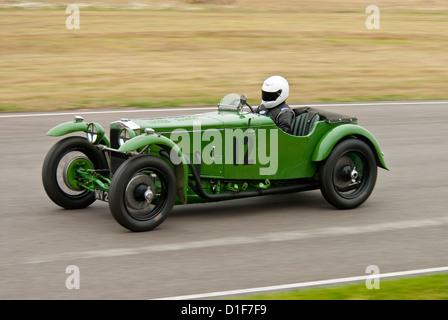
[45,190,333,233]
[170,190,331,219]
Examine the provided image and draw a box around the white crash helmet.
[261,75,289,109]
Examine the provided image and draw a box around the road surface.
[0,100,447,299]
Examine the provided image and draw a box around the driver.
[256,75,295,134]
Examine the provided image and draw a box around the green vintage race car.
[42,93,388,232]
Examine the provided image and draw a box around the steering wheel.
[243,102,255,113]
[239,94,255,113]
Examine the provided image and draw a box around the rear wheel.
[108,155,177,232]
[319,139,377,209]
[42,136,108,209]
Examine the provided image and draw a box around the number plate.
[94,189,109,202]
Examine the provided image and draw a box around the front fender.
[47,121,110,147]
[119,134,189,203]
[47,121,89,136]
[312,124,388,170]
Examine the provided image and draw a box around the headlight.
[118,127,136,146]
[86,122,104,144]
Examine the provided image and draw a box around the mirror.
[240,93,247,107]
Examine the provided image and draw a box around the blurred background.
[0,0,447,112]
[1,1,448,300]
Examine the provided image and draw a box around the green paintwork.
[118,132,189,201]
[47,121,110,147]
[76,168,111,192]
[47,101,388,206]
[47,121,89,136]
[65,157,93,190]
[311,124,388,170]
[63,156,111,192]
[119,132,175,153]
[109,109,387,204]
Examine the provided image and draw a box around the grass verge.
[1,1,447,112]
[238,273,448,300]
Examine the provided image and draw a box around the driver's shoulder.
[273,102,292,116]
[278,102,291,111]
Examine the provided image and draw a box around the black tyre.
[42,136,108,209]
[319,139,377,209]
[108,155,177,232]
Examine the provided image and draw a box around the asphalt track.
[0,100,447,299]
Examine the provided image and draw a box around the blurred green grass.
[0,1,447,112]
[239,273,448,300]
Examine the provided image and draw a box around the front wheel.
[319,139,377,209]
[42,136,108,209]
[108,155,177,232]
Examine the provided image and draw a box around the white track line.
[0,100,446,118]
[0,107,215,118]
[154,266,448,300]
[18,216,448,265]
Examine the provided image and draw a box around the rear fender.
[312,124,388,170]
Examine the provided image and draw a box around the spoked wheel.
[319,139,377,209]
[42,136,108,209]
[109,155,176,232]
